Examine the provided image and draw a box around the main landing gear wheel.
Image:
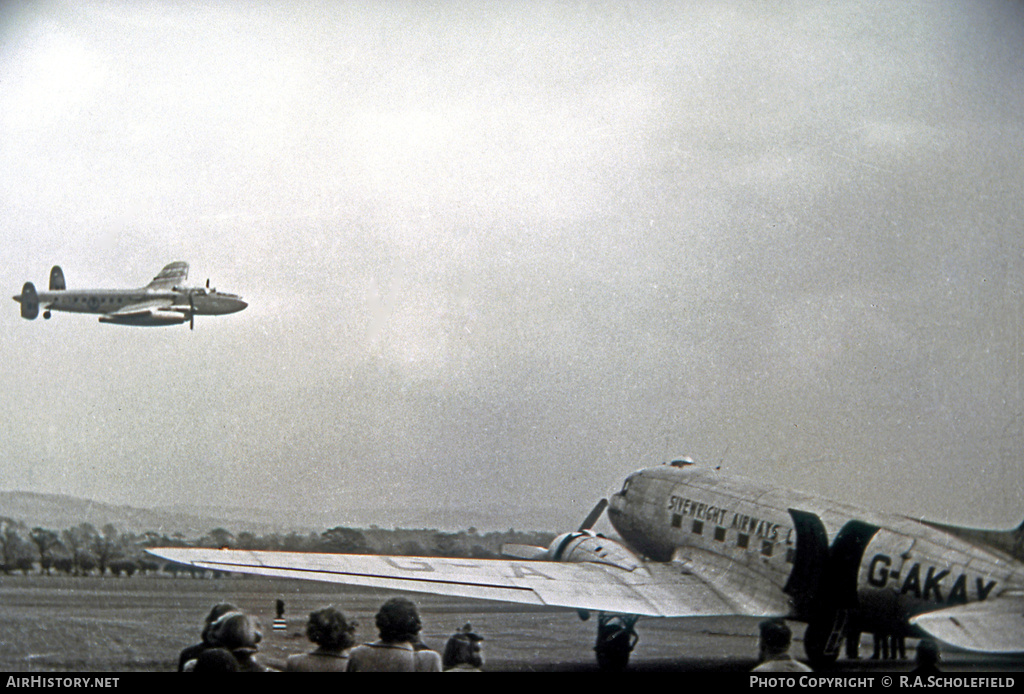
[594,614,639,671]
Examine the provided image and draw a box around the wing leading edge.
[147,547,763,618]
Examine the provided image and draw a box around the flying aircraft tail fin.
[18,282,39,319]
[49,266,65,291]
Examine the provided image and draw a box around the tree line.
[0,516,556,577]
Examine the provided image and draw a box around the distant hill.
[0,490,309,536]
[0,490,564,536]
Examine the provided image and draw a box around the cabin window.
[737,533,749,549]
[714,527,726,542]
[671,514,682,529]
[761,541,773,557]
[691,520,703,535]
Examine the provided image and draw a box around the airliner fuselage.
[12,262,246,328]
[608,462,1023,659]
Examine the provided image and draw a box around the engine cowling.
[546,530,643,571]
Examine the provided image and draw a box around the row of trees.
[0,516,556,577]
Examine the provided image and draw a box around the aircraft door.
[828,519,881,610]
[784,509,880,665]
[783,509,829,614]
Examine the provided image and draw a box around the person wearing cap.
[177,602,238,672]
[751,619,813,672]
[442,623,484,672]
[347,598,442,672]
[286,606,358,672]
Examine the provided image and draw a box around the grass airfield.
[1,573,1022,672]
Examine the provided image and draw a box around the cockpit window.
[620,476,633,495]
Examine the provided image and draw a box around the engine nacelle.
[98,311,188,326]
[546,531,643,571]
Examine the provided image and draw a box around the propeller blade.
[578,498,608,531]
[189,295,195,330]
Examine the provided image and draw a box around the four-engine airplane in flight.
[12,262,246,329]
[148,459,1024,669]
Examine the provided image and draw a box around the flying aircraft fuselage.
[12,262,246,328]
[19,287,246,317]
[607,462,1022,644]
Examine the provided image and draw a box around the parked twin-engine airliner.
[148,459,1024,669]
[12,262,246,329]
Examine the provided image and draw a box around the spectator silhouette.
[751,620,812,672]
[286,606,357,672]
[347,598,441,672]
[177,602,238,672]
[442,623,484,672]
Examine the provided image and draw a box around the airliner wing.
[147,548,764,618]
[146,261,189,289]
[910,594,1024,653]
[99,298,189,325]
[104,298,174,317]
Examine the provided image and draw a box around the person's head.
[758,619,792,660]
[442,624,484,670]
[210,612,263,651]
[192,648,238,672]
[916,638,940,666]
[306,606,357,651]
[200,603,238,643]
[375,597,422,643]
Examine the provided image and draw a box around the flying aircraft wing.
[146,261,189,289]
[104,298,175,317]
[910,594,1024,653]
[147,548,783,618]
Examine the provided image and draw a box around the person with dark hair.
[177,602,239,672]
[286,606,358,672]
[191,648,239,673]
[751,619,812,672]
[442,623,484,672]
[910,638,941,675]
[207,612,273,672]
[347,597,442,672]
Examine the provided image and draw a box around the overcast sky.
[1,1,1022,532]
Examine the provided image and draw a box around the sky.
[1,0,1023,532]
